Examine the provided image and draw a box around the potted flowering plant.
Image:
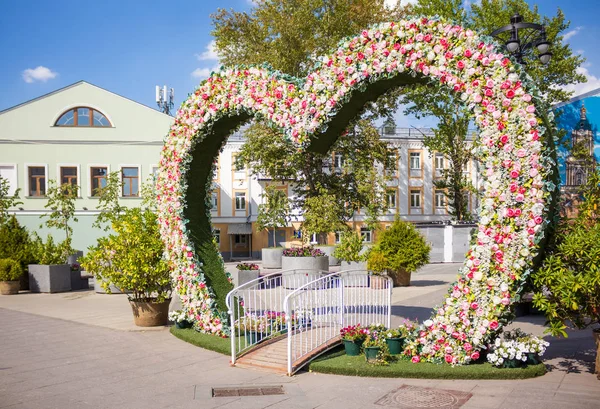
[487,328,549,368]
[234,313,270,345]
[281,246,328,288]
[234,262,260,287]
[340,324,368,356]
[169,309,193,329]
[363,332,386,363]
[384,320,417,355]
[0,258,23,295]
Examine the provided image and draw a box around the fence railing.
[283,271,393,374]
[226,269,393,375]
[225,268,328,365]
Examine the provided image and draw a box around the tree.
[256,185,291,247]
[532,168,600,340]
[0,176,22,225]
[403,0,586,220]
[40,180,78,258]
[212,1,400,236]
[301,186,348,244]
[92,171,126,231]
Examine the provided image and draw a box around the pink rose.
[510,170,520,179]
[445,354,453,363]
[457,60,465,70]
[523,94,532,102]
[412,356,421,363]
[489,321,499,330]
[471,351,480,360]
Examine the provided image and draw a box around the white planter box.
[315,246,339,266]
[261,248,283,269]
[281,255,329,272]
[231,269,260,287]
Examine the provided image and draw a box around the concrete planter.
[281,255,329,272]
[28,264,71,293]
[262,248,283,269]
[232,269,260,287]
[315,246,339,266]
[67,251,83,266]
[0,281,20,295]
[340,260,367,271]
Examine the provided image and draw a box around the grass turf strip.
[170,328,546,379]
[308,347,546,379]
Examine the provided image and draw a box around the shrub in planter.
[367,219,430,287]
[0,216,35,290]
[333,232,367,264]
[80,208,172,327]
[28,234,72,293]
[0,258,23,295]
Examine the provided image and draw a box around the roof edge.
[553,86,600,110]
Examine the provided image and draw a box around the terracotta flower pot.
[0,281,20,295]
[129,299,171,327]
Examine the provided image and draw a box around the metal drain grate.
[375,385,472,408]
[212,385,285,397]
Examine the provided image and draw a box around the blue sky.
[1,0,600,128]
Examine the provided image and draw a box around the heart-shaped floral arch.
[157,17,558,364]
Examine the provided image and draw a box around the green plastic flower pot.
[342,339,363,356]
[364,346,381,362]
[526,353,541,365]
[245,331,265,345]
[175,320,193,329]
[385,337,404,355]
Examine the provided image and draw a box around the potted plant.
[281,247,327,288]
[0,258,23,295]
[367,218,430,287]
[384,320,417,355]
[340,324,367,356]
[169,310,193,329]
[80,208,172,327]
[256,186,291,269]
[486,329,549,368]
[0,216,35,291]
[363,332,384,363]
[28,234,72,293]
[333,231,368,270]
[365,251,388,289]
[234,313,270,344]
[234,262,260,287]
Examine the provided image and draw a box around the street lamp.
[491,13,552,65]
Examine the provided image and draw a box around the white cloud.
[385,0,417,7]
[196,41,219,61]
[22,66,58,83]
[564,66,600,97]
[463,0,481,7]
[191,65,221,80]
[563,26,582,42]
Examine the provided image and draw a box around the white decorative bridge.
[225,269,393,375]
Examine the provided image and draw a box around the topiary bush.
[367,219,430,286]
[0,258,23,282]
[0,216,35,286]
[29,234,70,265]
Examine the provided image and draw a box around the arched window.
[55,107,111,127]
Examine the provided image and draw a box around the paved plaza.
[0,263,598,409]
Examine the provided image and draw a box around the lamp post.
[155,85,175,115]
[490,13,552,65]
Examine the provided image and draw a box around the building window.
[211,191,218,210]
[235,234,247,244]
[121,167,139,197]
[410,152,421,170]
[60,166,77,186]
[0,165,17,196]
[386,149,398,176]
[435,190,446,208]
[435,154,444,172]
[334,232,342,244]
[28,166,46,197]
[387,190,396,209]
[235,192,246,210]
[360,227,372,243]
[410,190,421,209]
[151,166,160,178]
[334,153,344,170]
[55,107,111,127]
[213,228,220,244]
[233,155,246,180]
[90,167,108,196]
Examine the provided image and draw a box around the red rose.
[489,321,499,330]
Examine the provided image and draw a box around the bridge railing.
[283,271,393,375]
[225,268,328,365]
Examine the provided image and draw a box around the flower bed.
[282,247,325,257]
